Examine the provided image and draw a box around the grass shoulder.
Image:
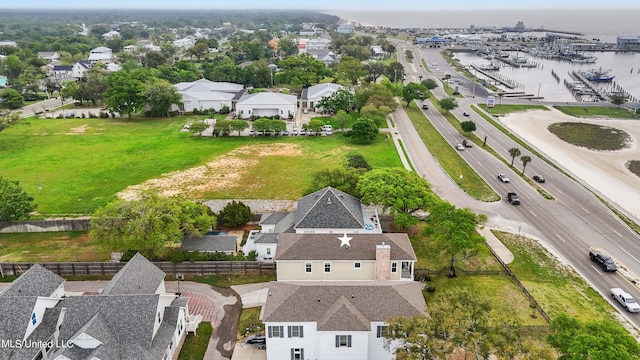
[405,101,498,201]
[478,103,549,115]
[554,105,640,119]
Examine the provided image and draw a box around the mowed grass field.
[0,116,402,215]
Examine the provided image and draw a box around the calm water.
[329,9,640,101]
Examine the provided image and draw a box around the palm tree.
[508,147,521,167]
[521,155,532,175]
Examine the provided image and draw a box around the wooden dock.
[471,64,515,89]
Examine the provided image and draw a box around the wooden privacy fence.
[0,261,276,277]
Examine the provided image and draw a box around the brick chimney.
[375,242,391,281]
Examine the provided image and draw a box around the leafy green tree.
[402,82,429,106]
[277,37,298,57]
[218,200,252,228]
[333,110,351,132]
[547,313,640,360]
[104,70,147,119]
[438,97,458,113]
[359,103,391,127]
[354,83,395,112]
[460,120,476,135]
[423,202,486,278]
[363,62,386,83]
[508,147,521,167]
[520,155,532,175]
[144,51,168,69]
[307,119,325,133]
[143,79,183,117]
[610,94,627,107]
[229,120,249,135]
[336,55,367,85]
[60,79,79,103]
[275,53,331,87]
[186,38,210,61]
[384,61,405,83]
[306,167,365,198]
[404,49,414,62]
[189,122,208,136]
[344,118,378,142]
[345,152,371,171]
[90,192,216,259]
[0,88,24,109]
[269,119,287,134]
[82,66,109,106]
[316,88,354,114]
[0,177,37,221]
[252,118,271,134]
[357,168,433,216]
[421,78,438,90]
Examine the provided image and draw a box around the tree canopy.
[103,70,148,119]
[90,192,216,258]
[402,82,430,106]
[0,177,37,222]
[357,168,433,216]
[439,97,458,113]
[344,118,379,142]
[316,88,354,114]
[218,200,252,228]
[460,120,476,134]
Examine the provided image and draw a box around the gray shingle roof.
[295,187,364,230]
[0,263,64,298]
[274,233,416,261]
[263,281,427,331]
[254,233,279,244]
[101,253,165,295]
[260,212,295,233]
[0,296,38,351]
[181,235,237,253]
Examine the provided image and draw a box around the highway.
[393,40,640,328]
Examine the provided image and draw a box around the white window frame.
[268,325,284,338]
[376,325,388,338]
[335,334,352,347]
[288,325,303,338]
[266,247,271,255]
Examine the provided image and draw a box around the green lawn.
[555,105,640,119]
[0,231,112,262]
[478,104,549,115]
[178,322,212,360]
[0,116,401,215]
[547,122,631,151]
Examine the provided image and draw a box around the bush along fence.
[0,261,276,278]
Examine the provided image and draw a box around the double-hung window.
[335,335,352,347]
[288,325,303,338]
[268,325,284,338]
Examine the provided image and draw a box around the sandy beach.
[500,107,640,222]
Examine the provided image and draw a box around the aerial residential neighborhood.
[2,4,640,360]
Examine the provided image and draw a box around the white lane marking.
[591,265,602,275]
[620,247,640,264]
[612,230,623,237]
[581,207,590,214]
[556,234,565,242]
[529,210,537,217]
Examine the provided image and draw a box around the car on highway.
[611,288,640,313]
[533,175,546,183]
[506,192,520,205]
[463,112,470,116]
[422,103,429,110]
[244,334,266,349]
[462,139,472,147]
[455,144,465,151]
[589,248,617,272]
[497,174,510,183]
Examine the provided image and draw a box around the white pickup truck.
[611,288,640,313]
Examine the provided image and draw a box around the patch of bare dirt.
[66,124,89,134]
[117,143,301,200]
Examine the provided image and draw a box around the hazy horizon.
[4,0,639,10]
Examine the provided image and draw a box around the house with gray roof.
[306,48,338,66]
[295,187,381,234]
[262,281,426,360]
[181,235,238,254]
[299,83,347,112]
[235,92,297,119]
[0,253,201,360]
[174,78,245,112]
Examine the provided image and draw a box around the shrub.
[218,200,252,228]
[219,105,230,114]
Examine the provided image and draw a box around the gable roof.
[0,264,64,298]
[259,212,295,233]
[182,91,236,102]
[263,281,427,330]
[101,253,165,295]
[306,83,345,100]
[174,78,244,93]
[274,233,416,261]
[181,235,237,253]
[254,233,279,244]
[295,187,364,229]
[237,92,297,106]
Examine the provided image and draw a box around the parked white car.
[611,288,640,313]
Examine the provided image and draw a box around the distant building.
[174,79,246,112]
[0,40,17,47]
[37,51,61,63]
[336,23,354,34]
[102,30,121,39]
[617,35,640,51]
[235,92,297,119]
[88,46,115,64]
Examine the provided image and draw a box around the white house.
[88,46,115,64]
[300,83,347,112]
[102,30,121,39]
[174,79,245,112]
[37,51,61,62]
[0,253,202,360]
[235,92,297,119]
[174,36,196,50]
[72,60,92,79]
